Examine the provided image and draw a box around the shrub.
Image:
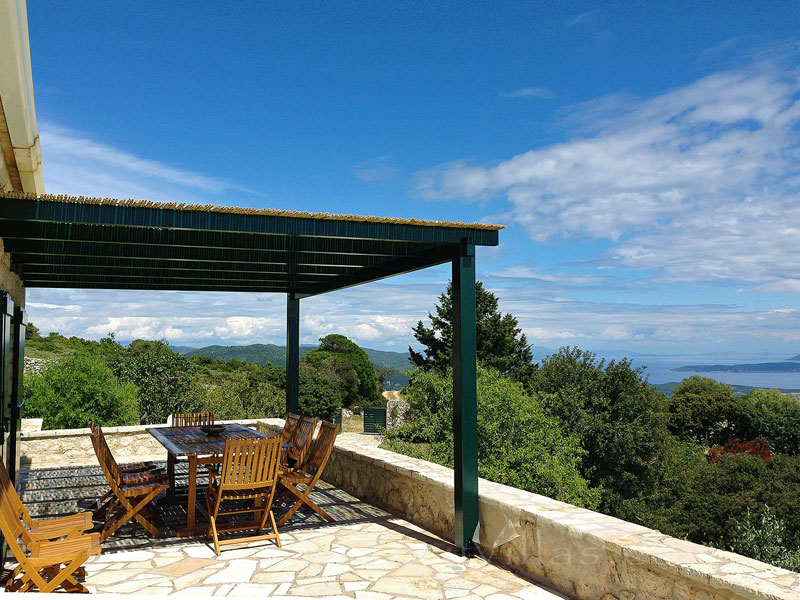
[528,347,669,512]
[386,366,601,509]
[730,507,800,572]
[298,365,343,421]
[112,340,193,424]
[24,352,139,429]
[186,373,284,420]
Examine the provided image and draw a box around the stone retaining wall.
[19,419,262,469]
[21,420,800,600]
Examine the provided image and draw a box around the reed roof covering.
[0,192,501,296]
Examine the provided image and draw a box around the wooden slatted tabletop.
[147,424,269,457]
[146,424,270,536]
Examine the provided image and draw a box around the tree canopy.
[24,352,139,429]
[304,334,381,407]
[409,280,534,380]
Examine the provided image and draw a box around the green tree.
[186,372,284,420]
[298,364,343,421]
[25,322,40,341]
[385,366,601,509]
[24,352,139,429]
[409,281,533,380]
[528,347,669,512]
[302,351,360,406]
[739,388,800,456]
[308,334,380,406]
[668,376,738,446]
[112,340,193,424]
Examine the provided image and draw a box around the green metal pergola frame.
[0,192,502,552]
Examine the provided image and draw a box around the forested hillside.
[384,282,800,573]
[178,343,412,387]
[23,327,386,428]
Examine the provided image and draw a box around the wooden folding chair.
[88,421,163,517]
[0,463,101,593]
[0,459,93,544]
[166,413,216,495]
[90,425,169,541]
[280,413,300,446]
[170,412,215,427]
[283,415,317,471]
[205,436,282,555]
[276,421,340,527]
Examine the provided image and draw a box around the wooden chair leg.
[269,510,281,547]
[167,452,176,498]
[40,553,88,593]
[101,487,163,541]
[277,484,334,527]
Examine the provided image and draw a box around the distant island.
[673,361,800,373]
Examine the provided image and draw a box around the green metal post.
[286,293,300,415]
[452,238,478,553]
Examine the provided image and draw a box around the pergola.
[0,191,502,552]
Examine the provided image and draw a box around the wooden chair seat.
[120,469,168,486]
[119,477,169,495]
[29,512,94,540]
[28,533,102,563]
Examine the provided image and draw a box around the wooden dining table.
[146,423,270,537]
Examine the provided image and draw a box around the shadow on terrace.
[3,457,565,598]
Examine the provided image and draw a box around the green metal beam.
[0,220,443,257]
[452,238,479,554]
[0,196,500,246]
[296,245,455,298]
[4,239,382,268]
[22,281,289,293]
[13,254,350,276]
[286,294,300,415]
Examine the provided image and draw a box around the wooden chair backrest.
[0,487,28,564]
[302,421,340,482]
[218,437,282,491]
[289,415,316,454]
[90,425,122,488]
[0,460,32,548]
[171,412,215,427]
[280,413,300,445]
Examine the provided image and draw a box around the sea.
[595,353,800,392]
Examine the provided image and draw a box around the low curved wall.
[21,419,800,600]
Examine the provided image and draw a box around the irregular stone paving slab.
[14,465,571,599]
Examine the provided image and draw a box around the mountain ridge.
[175,343,413,388]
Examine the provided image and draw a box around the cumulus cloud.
[414,58,800,288]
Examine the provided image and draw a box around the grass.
[342,413,363,433]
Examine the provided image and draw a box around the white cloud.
[40,122,257,201]
[491,263,606,284]
[414,59,800,287]
[353,156,401,183]
[501,87,555,100]
[26,302,81,312]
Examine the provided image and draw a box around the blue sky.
[23,1,800,357]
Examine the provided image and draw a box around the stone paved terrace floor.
[2,465,571,598]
